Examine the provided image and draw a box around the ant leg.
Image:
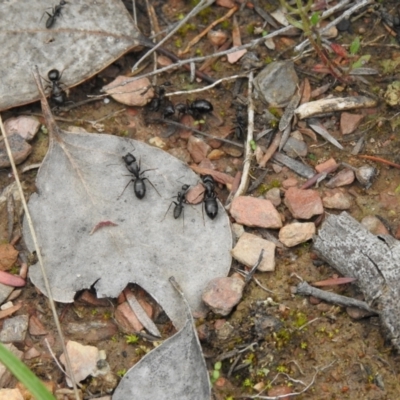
[142,177,161,197]
[39,10,53,23]
[162,201,177,221]
[117,179,134,200]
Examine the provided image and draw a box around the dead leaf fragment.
[0,244,18,271]
[103,76,153,107]
[227,17,247,64]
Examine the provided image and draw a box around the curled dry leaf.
[103,76,153,107]
[189,165,234,185]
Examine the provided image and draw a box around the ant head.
[123,153,136,165]
[202,174,214,184]
[48,69,60,81]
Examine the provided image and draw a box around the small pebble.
[279,222,315,247]
[202,277,245,316]
[284,187,323,219]
[231,232,276,272]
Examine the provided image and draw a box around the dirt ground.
[2,0,400,399]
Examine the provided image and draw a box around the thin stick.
[295,0,374,53]
[295,281,378,314]
[103,25,295,92]
[358,155,400,169]
[149,118,243,148]
[259,131,281,168]
[245,249,264,284]
[179,5,238,55]
[233,71,254,199]
[132,0,215,72]
[165,73,249,97]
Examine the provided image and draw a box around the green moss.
[174,39,182,48]
[220,20,230,30]
[177,23,196,36]
[246,24,255,35]
[294,312,308,328]
[125,334,139,344]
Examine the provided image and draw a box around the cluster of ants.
[146,84,214,120]
[119,151,218,222]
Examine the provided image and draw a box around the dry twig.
[233,71,254,198]
[132,0,215,72]
[179,6,238,55]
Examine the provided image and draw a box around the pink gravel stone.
[202,277,245,316]
[230,196,282,228]
[340,112,364,135]
[187,136,210,163]
[315,157,338,173]
[284,187,323,219]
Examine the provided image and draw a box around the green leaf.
[250,140,256,151]
[214,361,222,371]
[285,14,303,30]
[352,54,371,70]
[310,12,320,26]
[349,36,361,55]
[212,370,220,380]
[0,343,56,400]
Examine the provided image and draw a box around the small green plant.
[242,378,253,388]
[250,140,256,151]
[117,368,127,377]
[300,341,308,349]
[349,36,361,55]
[174,39,182,48]
[91,309,98,316]
[210,361,222,384]
[276,365,289,373]
[125,334,139,344]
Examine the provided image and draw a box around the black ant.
[146,83,175,118]
[47,69,66,105]
[175,99,213,120]
[233,104,247,141]
[163,184,190,223]
[41,0,67,29]
[201,175,218,220]
[118,152,160,200]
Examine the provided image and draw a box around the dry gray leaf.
[23,132,232,329]
[113,277,211,400]
[0,0,142,111]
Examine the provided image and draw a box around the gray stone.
[0,315,29,343]
[283,137,308,158]
[0,134,32,168]
[254,61,299,107]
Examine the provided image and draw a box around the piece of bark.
[313,212,400,350]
